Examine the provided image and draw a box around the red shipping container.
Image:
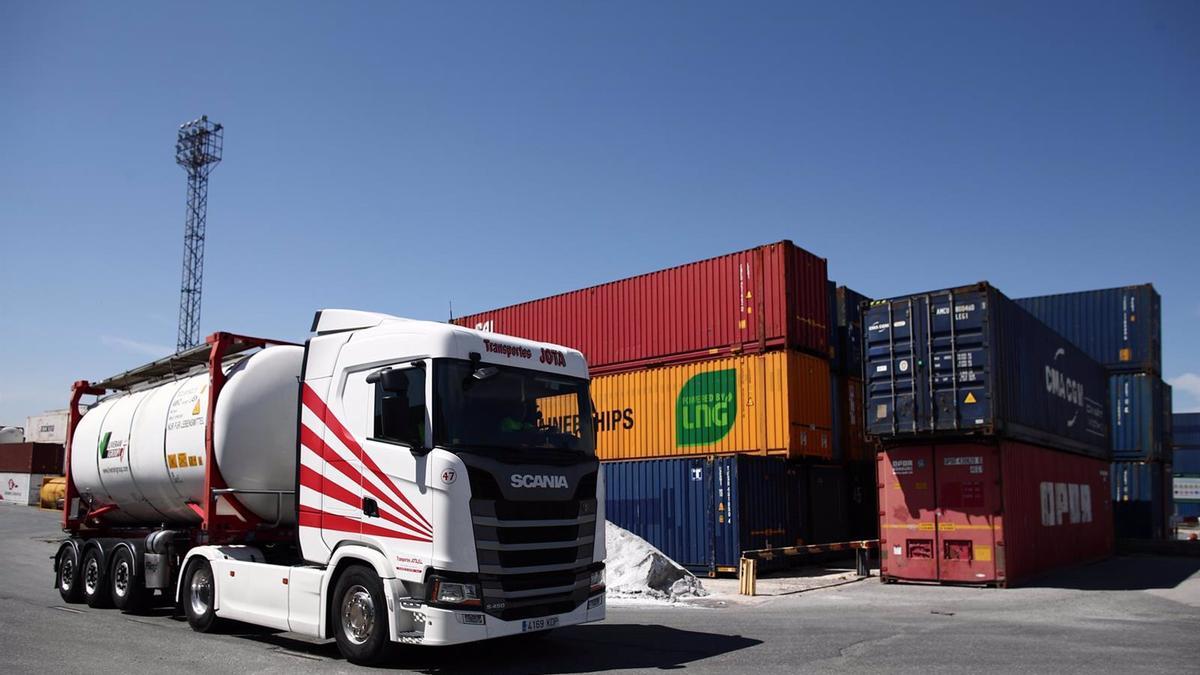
[878,440,1113,587]
[0,443,64,474]
[453,241,828,374]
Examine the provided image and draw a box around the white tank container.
[0,427,24,444]
[70,346,303,525]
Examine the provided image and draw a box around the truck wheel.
[81,548,113,608]
[333,566,392,666]
[183,559,221,632]
[111,547,149,613]
[56,545,84,604]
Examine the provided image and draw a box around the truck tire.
[81,547,113,608]
[56,545,84,604]
[333,566,392,666]
[110,547,149,613]
[183,559,221,632]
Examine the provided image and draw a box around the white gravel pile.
[604,521,707,602]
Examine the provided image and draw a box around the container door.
[711,457,736,573]
[933,445,999,583]
[878,446,938,581]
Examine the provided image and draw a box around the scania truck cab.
[54,310,605,665]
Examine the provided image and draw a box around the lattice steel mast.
[175,116,223,352]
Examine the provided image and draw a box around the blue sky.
[1,1,1197,424]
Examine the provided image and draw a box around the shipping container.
[1174,476,1200,519]
[864,283,1110,459]
[0,473,50,506]
[454,241,829,374]
[1174,449,1200,475]
[1110,373,1169,461]
[1015,285,1161,374]
[833,286,869,377]
[23,409,71,444]
[603,456,805,575]
[1112,461,1169,539]
[553,351,832,461]
[1162,383,1174,454]
[808,465,850,544]
[831,375,869,462]
[846,460,878,540]
[0,443,64,474]
[1175,413,1200,448]
[878,440,1114,586]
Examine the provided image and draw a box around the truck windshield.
[434,359,595,454]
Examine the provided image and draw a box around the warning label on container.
[891,459,913,476]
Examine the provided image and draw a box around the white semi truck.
[54,310,606,664]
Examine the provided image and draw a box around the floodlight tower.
[175,115,223,352]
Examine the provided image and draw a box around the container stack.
[1172,413,1200,523]
[455,241,850,575]
[1015,285,1173,539]
[865,282,1114,587]
[828,284,876,539]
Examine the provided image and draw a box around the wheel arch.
[320,544,399,640]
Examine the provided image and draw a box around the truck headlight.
[431,578,481,607]
[589,568,605,593]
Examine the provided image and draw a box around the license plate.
[521,616,559,632]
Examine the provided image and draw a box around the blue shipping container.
[1175,412,1200,448]
[1110,373,1168,461]
[808,464,850,543]
[1175,449,1200,475]
[603,456,804,575]
[863,282,1110,458]
[1015,285,1161,374]
[1112,461,1167,539]
[831,286,870,377]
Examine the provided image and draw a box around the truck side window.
[372,367,426,448]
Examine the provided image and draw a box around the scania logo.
[510,474,569,489]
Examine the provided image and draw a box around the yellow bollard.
[738,557,757,596]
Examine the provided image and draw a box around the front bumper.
[406,592,605,646]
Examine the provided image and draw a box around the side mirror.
[367,368,411,394]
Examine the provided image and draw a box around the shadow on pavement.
[1028,555,1200,591]
[238,623,760,672]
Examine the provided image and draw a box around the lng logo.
[676,369,737,446]
[511,474,569,489]
[1040,482,1093,526]
[1045,347,1083,427]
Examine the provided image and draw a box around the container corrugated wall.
[1110,373,1167,461]
[603,456,804,575]
[1174,449,1200,475]
[878,440,1113,586]
[453,241,829,374]
[1112,461,1168,539]
[864,283,1110,458]
[1015,285,1161,374]
[1175,413,1200,448]
[574,351,832,461]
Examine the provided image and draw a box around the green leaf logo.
[98,431,112,459]
[676,369,737,446]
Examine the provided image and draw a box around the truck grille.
[468,469,598,621]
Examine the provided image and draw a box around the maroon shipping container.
[453,241,828,374]
[878,440,1113,587]
[0,443,64,474]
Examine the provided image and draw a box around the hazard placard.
[964,392,977,404]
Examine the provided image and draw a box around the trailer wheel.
[111,547,149,613]
[81,548,113,608]
[333,566,392,666]
[56,545,83,604]
[183,559,221,632]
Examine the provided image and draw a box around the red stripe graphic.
[299,424,432,537]
[303,384,434,531]
[298,464,430,537]
[299,510,433,543]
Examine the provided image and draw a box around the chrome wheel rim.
[60,556,75,591]
[340,585,375,645]
[84,557,100,595]
[114,559,130,598]
[189,565,212,617]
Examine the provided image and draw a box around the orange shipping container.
[542,351,832,461]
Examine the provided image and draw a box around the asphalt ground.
[3,506,1198,674]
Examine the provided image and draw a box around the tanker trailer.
[54,311,606,665]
